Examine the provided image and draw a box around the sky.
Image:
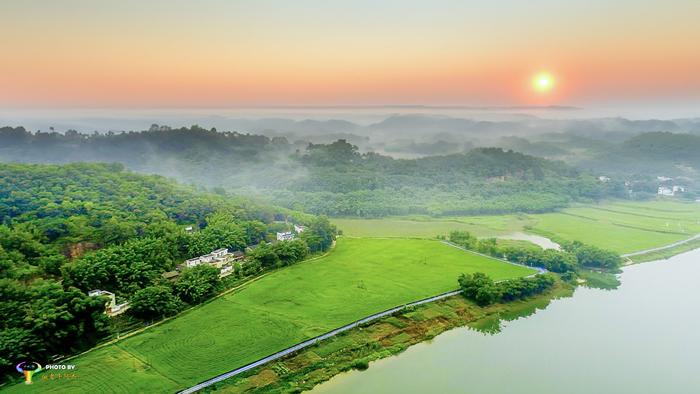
[1,0,699,111]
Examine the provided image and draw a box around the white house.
[294,224,306,233]
[88,289,115,305]
[184,226,194,232]
[184,257,204,268]
[598,176,611,183]
[659,186,686,196]
[109,302,130,316]
[672,185,686,193]
[219,265,234,277]
[657,176,673,182]
[211,248,229,258]
[658,186,674,196]
[88,290,129,316]
[180,248,232,269]
[277,231,295,241]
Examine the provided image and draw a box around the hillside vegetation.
[569,132,700,192]
[0,162,330,383]
[0,126,626,217]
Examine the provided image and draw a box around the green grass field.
[7,238,533,393]
[333,215,532,238]
[529,201,700,254]
[334,200,700,255]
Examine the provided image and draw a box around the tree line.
[458,272,556,306]
[447,230,622,273]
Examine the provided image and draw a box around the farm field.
[334,200,700,255]
[7,238,534,393]
[332,215,532,238]
[529,201,700,254]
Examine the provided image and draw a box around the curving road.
[177,289,463,394]
[621,233,700,258]
[441,240,548,275]
[177,244,543,394]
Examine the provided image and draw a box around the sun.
[532,72,554,93]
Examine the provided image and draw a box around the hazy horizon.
[2,0,699,111]
[2,104,700,135]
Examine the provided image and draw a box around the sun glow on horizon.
[533,72,555,93]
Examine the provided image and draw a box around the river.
[497,232,561,250]
[311,248,700,394]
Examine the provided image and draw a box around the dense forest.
[579,132,700,176]
[0,126,630,217]
[0,125,298,189]
[0,162,336,382]
[496,131,700,194]
[276,140,626,216]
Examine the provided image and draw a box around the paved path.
[621,233,700,258]
[177,289,463,394]
[178,241,544,393]
[441,240,548,275]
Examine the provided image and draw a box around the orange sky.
[1,0,699,108]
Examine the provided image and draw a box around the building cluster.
[658,185,685,196]
[88,289,130,317]
[276,224,306,241]
[657,177,686,197]
[90,224,309,318]
[174,248,245,278]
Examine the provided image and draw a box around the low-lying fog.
[2,107,700,161]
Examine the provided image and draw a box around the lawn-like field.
[7,238,533,393]
[334,200,700,255]
[529,201,700,254]
[333,215,531,238]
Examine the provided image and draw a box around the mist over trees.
[1,114,698,218]
[0,125,638,217]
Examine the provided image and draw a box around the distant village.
[598,175,693,199]
[89,223,306,316]
[653,176,685,197]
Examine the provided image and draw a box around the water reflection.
[312,249,700,394]
[468,283,572,335]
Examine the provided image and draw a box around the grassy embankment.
[4,238,534,393]
[625,238,700,264]
[211,280,574,393]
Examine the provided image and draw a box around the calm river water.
[311,248,700,394]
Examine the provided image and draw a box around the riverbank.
[209,279,574,393]
[623,235,700,265]
[309,249,700,394]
